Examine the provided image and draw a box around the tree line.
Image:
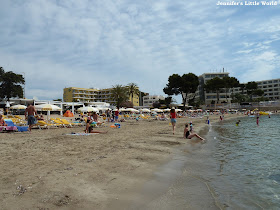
[0,67,25,101]
[0,66,265,109]
[163,73,264,110]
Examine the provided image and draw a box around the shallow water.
[206,114,280,209]
[109,114,280,209]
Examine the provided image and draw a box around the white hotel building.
[143,95,165,107]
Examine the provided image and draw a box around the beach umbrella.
[10,105,27,110]
[35,104,62,111]
[163,108,171,112]
[5,101,11,108]
[151,108,163,112]
[125,108,137,112]
[77,107,98,113]
[175,109,183,112]
[140,108,150,113]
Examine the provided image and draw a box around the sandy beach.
[0,113,242,209]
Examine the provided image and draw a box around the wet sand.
[0,113,242,209]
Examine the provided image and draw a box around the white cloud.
[0,0,280,102]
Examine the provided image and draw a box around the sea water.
[111,114,280,209]
[205,114,280,209]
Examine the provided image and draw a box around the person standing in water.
[256,116,259,126]
[170,108,177,135]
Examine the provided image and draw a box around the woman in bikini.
[183,123,205,141]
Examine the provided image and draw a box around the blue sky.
[1,0,280,102]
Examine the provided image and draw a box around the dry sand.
[0,113,242,209]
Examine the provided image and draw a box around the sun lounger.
[4,119,28,132]
[50,118,68,127]
[56,118,77,127]
[35,120,59,129]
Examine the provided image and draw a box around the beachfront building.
[143,95,165,107]
[232,78,280,101]
[63,87,98,103]
[189,72,231,105]
[63,86,140,106]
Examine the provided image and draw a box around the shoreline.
[105,113,246,209]
[0,113,244,209]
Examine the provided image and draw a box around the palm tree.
[110,85,129,109]
[127,83,140,106]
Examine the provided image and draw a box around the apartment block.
[191,72,231,105]
[63,86,140,106]
[233,78,280,101]
[143,95,165,107]
[63,87,98,103]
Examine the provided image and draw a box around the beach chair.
[3,119,28,132]
[56,118,77,127]
[50,118,68,127]
[36,120,59,129]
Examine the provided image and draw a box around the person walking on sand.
[184,123,205,141]
[25,104,38,132]
[170,108,177,135]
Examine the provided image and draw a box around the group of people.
[169,108,205,141]
[105,109,119,122]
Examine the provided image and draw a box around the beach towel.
[65,132,99,136]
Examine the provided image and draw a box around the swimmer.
[236,120,241,126]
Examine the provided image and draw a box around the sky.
[1,0,280,103]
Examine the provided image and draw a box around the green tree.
[231,93,249,103]
[159,96,173,108]
[204,77,225,104]
[222,76,240,102]
[246,81,262,101]
[0,67,25,101]
[110,85,129,109]
[163,73,199,110]
[239,84,246,94]
[127,83,140,106]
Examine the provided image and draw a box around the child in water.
[184,124,205,141]
[236,120,241,126]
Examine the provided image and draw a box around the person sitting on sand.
[0,114,7,126]
[85,117,107,134]
[184,123,205,141]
